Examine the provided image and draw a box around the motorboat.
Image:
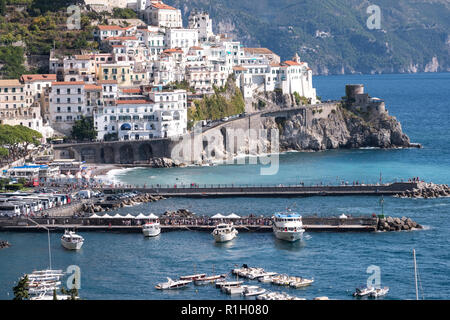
[142,216,161,237]
[353,286,376,297]
[212,223,238,242]
[370,287,389,298]
[179,273,206,281]
[61,230,84,250]
[194,274,227,285]
[249,271,277,280]
[242,286,266,297]
[258,275,275,283]
[272,212,305,242]
[289,277,314,288]
[155,277,192,290]
[215,280,243,288]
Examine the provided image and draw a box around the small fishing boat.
[242,286,266,297]
[155,277,192,290]
[258,275,275,283]
[179,273,206,281]
[289,277,314,288]
[194,274,227,285]
[61,230,84,250]
[212,223,238,242]
[215,280,243,288]
[353,286,376,297]
[370,287,389,298]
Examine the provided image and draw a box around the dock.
[97,182,418,198]
[0,216,378,233]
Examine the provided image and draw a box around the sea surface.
[1,73,449,300]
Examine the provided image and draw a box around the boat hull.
[61,239,83,250]
[213,231,237,243]
[143,228,161,237]
[273,229,304,242]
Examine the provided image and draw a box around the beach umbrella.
[135,213,149,219]
[211,213,226,219]
[226,213,241,219]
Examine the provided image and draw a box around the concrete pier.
[98,182,419,198]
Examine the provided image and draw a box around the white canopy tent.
[226,213,241,219]
[147,213,159,219]
[135,213,149,219]
[339,214,348,219]
[101,214,112,219]
[211,213,226,219]
[112,214,124,219]
[89,214,101,218]
[123,214,135,219]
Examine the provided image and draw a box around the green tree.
[13,275,29,300]
[0,0,6,17]
[0,125,42,161]
[71,117,97,142]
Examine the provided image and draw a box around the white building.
[94,87,187,140]
[144,0,183,28]
[188,11,214,43]
[164,28,199,53]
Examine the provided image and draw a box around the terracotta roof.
[98,80,118,84]
[283,60,301,66]
[74,55,93,60]
[163,48,183,54]
[122,88,142,93]
[20,74,57,82]
[98,25,124,31]
[233,66,248,71]
[116,99,151,105]
[151,2,177,10]
[244,48,276,55]
[84,84,102,91]
[106,36,138,41]
[52,81,84,86]
[190,46,203,50]
[0,79,22,87]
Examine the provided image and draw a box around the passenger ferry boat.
[60,230,84,250]
[212,223,238,242]
[142,215,161,237]
[272,212,305,242]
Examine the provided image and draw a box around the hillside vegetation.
[168,0,450,75]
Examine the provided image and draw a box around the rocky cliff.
[264,104,413,152]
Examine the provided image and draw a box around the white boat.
[155,277,192,290]
[212,223,238,242]
[370,287,389,298]
[194,274,227,285]
[30,293,73,300]
[242,286,266,297]
[272,212,305,242]
[258,275,275,283]
[30,269,64,275]
[289,277,314,288]
[179,273,206,281]
[353,286,376,297]
[142,216,161,237]
[61,230,84,250]
[215,280,243,288]
[29,285,60,294]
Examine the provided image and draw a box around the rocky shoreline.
[377,216,422,232]
[82,193,166,214]
[394,182,450,199]
[0,240,11,249]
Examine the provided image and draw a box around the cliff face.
[262,105,412,152]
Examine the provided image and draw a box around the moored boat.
[61,230,84,250]
[370,287,389,298]
[212,223,238,242]
[242,286,266,297]
[142,215,161,237]
[353,286,376,297]
[194,274,227,285]
[215,280,243,288]
[179,273,206,281]
[289,277,314,288]
[155,277,192,290]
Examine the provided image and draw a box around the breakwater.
[0,214,423,233]
[98,182,419,198]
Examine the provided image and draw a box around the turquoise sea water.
[1,73,449,300]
